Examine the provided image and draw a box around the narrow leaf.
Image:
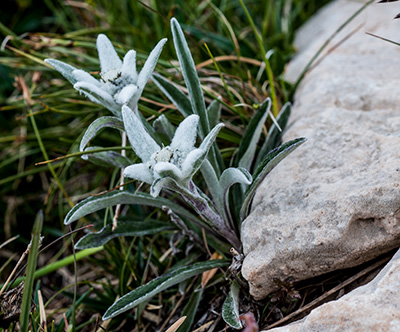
[171,18,210,138]
[75,220,175,249]
[207,98,222,129]
[240,137,306,220]
[153,114,176,141]
[81,147,131,168]
[256,102,291,166]
[176,288,204,332]
[236,98,271,170]
[103,260,228,320]
[64,190,201,226]
[222,280,242,329]
[79,116,124,152]
[20,211,43,332]
[152,73,192,117]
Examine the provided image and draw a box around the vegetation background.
[0,1,332,331]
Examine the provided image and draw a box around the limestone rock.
[241,0,400,300]
[264,249,400,332]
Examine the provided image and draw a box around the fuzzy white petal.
[137,38,167,89]
[72,69,102,87]
[122,105,160,162]
[96,34,122,73]
[153,162,183,181]
[45,59,78,85]
[114,84,138,105]
[124,163,154,184]
[121,50,138,82]
[74,82,120,116]
[171,114,199,153]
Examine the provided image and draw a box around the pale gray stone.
[241,0,400,300]
[264,249,400,332]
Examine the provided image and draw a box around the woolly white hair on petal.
[96,34,122,73]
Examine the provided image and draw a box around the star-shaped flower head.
[45,34,167,117]
[122,105,224,197]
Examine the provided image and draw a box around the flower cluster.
[45,34,167,117]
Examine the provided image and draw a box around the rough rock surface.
[241,0,400,300]
[264,249,400,332]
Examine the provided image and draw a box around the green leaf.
[236,98,271,171]
[206,98,224,174]
[79,116,124,152]
[64,190,201,226]
[81,147,132,168]
[171,18,210,138]
[103,260,229,320]
[222,280,242,329]
[255,102,291,166]
[152,73,192,118]
[75,220,175,249]
[20,211,43,332]
[240,137,307,220]
[176,287,204,332]
[207,98,222,129]
[153,114,176,141]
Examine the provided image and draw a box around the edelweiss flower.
[121,105,223,196]
[45,34,167,117]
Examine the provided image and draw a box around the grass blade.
[19,211,43,332]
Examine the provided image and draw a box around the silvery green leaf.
[206,97,224,174]
[44,59,78,85]
[256,102,291,166]
[207,97,222,129]
[222,280,242,329]
[237,98,271,171]
[199,123,224,151]
[81,147,131,168]
[79,116,124,152]
[136,38,168,90]
[124,163,154,184]
[152,73,192,117]
[181,149,206,180]
[64,190,201,226]
[122,105,160,162]
[74,81,120,116]
[200,160,220,210]
[96,34,122,73]
[220,167,251,217]
[75,220,175,249]
[102,260,228,320]
[170,114,199,155]
[240,137,307,220]
[153,115,176,140]
[171,18,209,138]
